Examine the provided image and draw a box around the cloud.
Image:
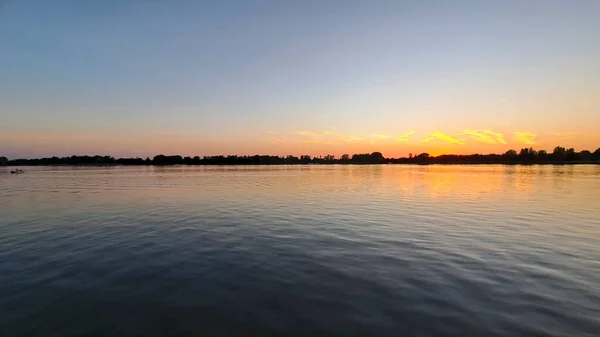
[297,130,345,139]
[265,130,286,142]
[324,130,344,137]
[460,129,507,144]
[301,139,334,145]
[296,131,320,138]
[396,131,416,142]
[514,131,536,145]
[422,131,464,145]
[372,134,392,140]
[294,130,342,144]
[347,136,364,141]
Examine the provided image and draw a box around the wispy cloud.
[297,130,345,138]
[296,131,320,138]
[347,136,364,141]
[266,130,286,142]
[372,134,392,140]
[422,131,464,144]
[300,139,334,145]
[293,130,346,144]
[324,130,344,137]
[396,131,416,142]
[460,129,507,144]
[514,131,536,145]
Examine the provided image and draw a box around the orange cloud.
[372,134,392,140]
[347,136,364,141]
[514,132,536,145]
[396,131,416,142]
[460,129,507,144]
[301,139,334,145]
[324,130,344,137]
[296,131,320,138]
[266,130,286,142]
[423,131,464,145]
[297,130,345,139]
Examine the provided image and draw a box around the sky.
[1,0,599,158]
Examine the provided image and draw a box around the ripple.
[0,165,599,336]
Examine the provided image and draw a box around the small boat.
[10,169,24,174]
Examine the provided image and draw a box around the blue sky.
[1,0,599,157]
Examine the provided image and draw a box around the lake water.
[1,165,599,336]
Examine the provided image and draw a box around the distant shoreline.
[2,147,599,166]
[5,162,599,167]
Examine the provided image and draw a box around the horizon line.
[3,145,600,162]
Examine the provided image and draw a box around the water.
[1,165,599,336]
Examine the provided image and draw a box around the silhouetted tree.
[415,153,430,163]
[553,146,566,161]
[504,149,517,157]
[518,147,537,162]
[153,155,167,165]
[0,156,7,166]
[579,150,592,161]
[116,157,145,165]
[285,155,299,164]
[371,152,384,160]
[350,152,385,163]
[537,150,548,160]
[300,155,312,164]
[153,154,183,165]
[5,145,599,166]
[565,148,579,161]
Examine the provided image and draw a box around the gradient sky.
[1,0,599,158]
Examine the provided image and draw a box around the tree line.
[2,147,600,166]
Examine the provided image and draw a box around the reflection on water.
[1,165,599,336]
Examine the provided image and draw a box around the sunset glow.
[1,1,599,158]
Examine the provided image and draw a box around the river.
[1,165,599,336]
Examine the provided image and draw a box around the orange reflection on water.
[3,165,599,221]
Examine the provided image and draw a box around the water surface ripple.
[1,165,599,336]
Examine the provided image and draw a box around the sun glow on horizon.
[2,127,599,159]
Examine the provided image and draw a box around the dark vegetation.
[4,147,600,166]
